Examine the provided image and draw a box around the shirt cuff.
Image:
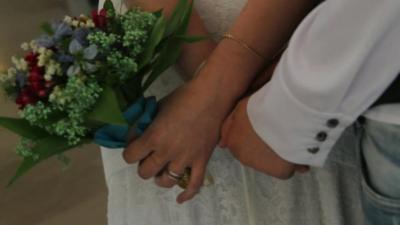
[247,71,354,167]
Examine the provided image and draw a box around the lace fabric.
[99,0,364,224]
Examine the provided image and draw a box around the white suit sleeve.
[247,0,400,166]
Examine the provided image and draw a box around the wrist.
[193,39,265,105]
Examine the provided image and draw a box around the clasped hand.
[122,64,308,204]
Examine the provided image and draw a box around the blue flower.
[57,54,74,63]
[53,22,73,41]
[83,45,98,60]
[36,35,55,48]
[36,22,73,48]
[73,28,90,47]
[15,71,27,88]
[67,64,81,77]
[69,39,84,55]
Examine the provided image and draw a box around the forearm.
[194,0,318,112]
[126,0,216,78]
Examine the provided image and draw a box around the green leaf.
[7,136,82,187]
[143,0,194,90]
[121,74,144,105]
[175,35,209,43]
[0,117,49,140]
[139,16,167,70]
[152,9,164,18]
[175,0,193,35]
[165,0,191,37]
[86,85,127,125]
[40,22,54,36]
[143,38,183,90]
[103,0,115,12]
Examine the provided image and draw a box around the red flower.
[30,81,44,93]
[15,87,39,109]
[92,9,108,28]
[37,89,48,98]
[24,52,38,67]
[28,67,44,83]
[15,65,53,108]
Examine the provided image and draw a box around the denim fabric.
[359,118,400,225]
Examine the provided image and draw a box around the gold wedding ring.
[166,168,191,189]
[177,168,192,189]
[166,169,184,182]
[166,168,215,189]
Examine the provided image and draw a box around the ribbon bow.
[94,96,158,149]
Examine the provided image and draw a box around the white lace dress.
[99,0,365,224]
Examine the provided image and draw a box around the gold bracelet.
[193,60,207,78]
[222,33,267,61]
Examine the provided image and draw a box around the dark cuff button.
[316,132,328,142]
[308,147,320,154]
[327,119,339,128]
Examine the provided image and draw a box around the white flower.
[45,60,62,80]
[21,42,30,51]
[0,72,9,82]
[72,20,80,27]
[12,56,28,71]
[86,20,95,28]
[8,68,17,76]
[38,47,47,54]
[29,40,38,52]
[79,14,89,21]
[1,68,17,82]
[37,48,53,67]
[64,16,73,24]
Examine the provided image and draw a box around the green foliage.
[40,22,54,35]
[86,85,127,126]
[106,51,138,81]
[165,0,192,37]
[176,35,209,43]
[21,76,102,145]
[0,117,49,140]
[88,10,156,84]
[8,136,84,187]
[16,138,39,159]
[139,16,167,70]
[103,0,115,16]
[2,0,202,186]
[142,0,194,90]
[87,31,118,51]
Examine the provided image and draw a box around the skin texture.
[220,61,310,179]
[123,0,318,203]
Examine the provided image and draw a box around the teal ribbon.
[94,96,158,149]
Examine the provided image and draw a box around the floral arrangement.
[0,0,201,186]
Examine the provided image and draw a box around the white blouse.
[247,0,400,166]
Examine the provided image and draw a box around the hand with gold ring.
[123,80,228,204]
[157,168,192,189]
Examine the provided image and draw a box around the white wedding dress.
[99,0,365,224]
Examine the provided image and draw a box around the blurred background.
[0,0,108,224]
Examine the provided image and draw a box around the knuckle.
[151,153,166,167]
[122,149,134,164]
[137,167,151,180]
[147,129,163,146]
[157,180,175,188]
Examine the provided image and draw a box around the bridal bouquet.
[0,0,201,186]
